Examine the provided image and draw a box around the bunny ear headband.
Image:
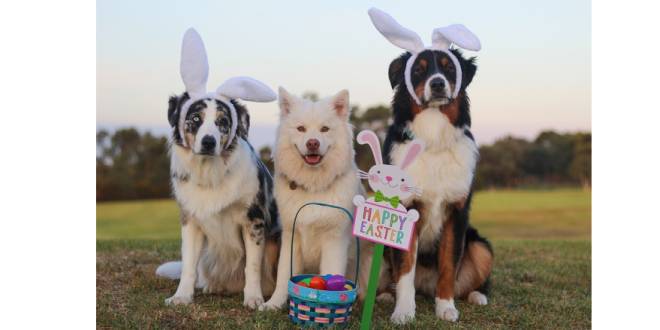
[367,7,481,106]
[178,28,277,148]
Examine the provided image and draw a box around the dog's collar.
[279,173,307,191]
[279,170,349,192]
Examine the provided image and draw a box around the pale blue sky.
[97,0,590,147]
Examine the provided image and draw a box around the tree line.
[97,104,590,201]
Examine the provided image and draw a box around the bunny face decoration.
[357,131,424,202]
[171,28,276,154]
[352,130,424,251]
[367,7,481,107]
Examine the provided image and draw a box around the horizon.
[98,0,591,148]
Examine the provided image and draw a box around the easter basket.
[287,202,360,328]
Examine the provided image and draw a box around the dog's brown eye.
[401,178,405,182]
[320,126,329,133]
[297,126,306,132]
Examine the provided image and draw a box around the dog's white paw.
[435,298,459,322]
[258,297,286,311]
[165,294,193,306]
[467,291,488,305]
[390,303,415,324]
[243,294,264,309]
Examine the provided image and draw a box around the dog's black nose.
[201,135,216,151]
[306,139,320,151]
[430,78,445,92]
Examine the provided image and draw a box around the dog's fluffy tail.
[155,261,182,280]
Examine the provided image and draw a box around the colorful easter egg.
[297,277,311,287]
[309,276,326,290]
[326,275,347,291]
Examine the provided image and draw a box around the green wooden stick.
[360,243,384,330]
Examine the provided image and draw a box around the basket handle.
[289,202,360,286]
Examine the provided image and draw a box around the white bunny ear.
[432,24,481,51]
[400,139,425,170]
[216,76,276,102]
[368,7,425,54]
[357,130,383,165]
[180,28,209,99]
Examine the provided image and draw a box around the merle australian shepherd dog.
[379,49,493,323]
[156,93,280,309]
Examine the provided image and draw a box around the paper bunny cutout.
[367,7,481,105]
[177,28,277,148]
[353,130,425,223]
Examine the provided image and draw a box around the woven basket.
[286,202,359,328]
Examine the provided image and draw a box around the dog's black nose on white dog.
[430,78,445,93]
[201,135,216,151]
[306,138,320,152]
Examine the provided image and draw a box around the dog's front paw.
[165,294,193,306]
[243,294,265,309]
[435,298,459,322]
[258,297,286,311]
[390,303,415,324]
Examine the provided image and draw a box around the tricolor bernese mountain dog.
[380,48,494,323]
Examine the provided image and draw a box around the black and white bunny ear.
[180,28,209,99]
[431,24,481,51]
[216,76,276,103]
[368,7,425,54]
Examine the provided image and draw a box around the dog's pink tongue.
[304,155,321,165]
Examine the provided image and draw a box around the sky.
[97,0,591,148]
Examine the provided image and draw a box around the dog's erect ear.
[167,95,180,127]
[331,89,350,119]
[278,86,296,116]
[388,55,406,89]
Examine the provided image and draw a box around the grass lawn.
[97,188,591,329]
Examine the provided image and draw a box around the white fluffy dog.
[259,88,365,310]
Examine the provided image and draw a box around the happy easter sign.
[352,130,425,329]
[351,130,424,251]
[353,200,417,251]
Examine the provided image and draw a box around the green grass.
[97,188,591,241]
[96,188,591,328]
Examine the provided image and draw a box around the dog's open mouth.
[302,153,323,165]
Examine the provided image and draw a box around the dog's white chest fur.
[390,109,478,251]
[171,140,258,222]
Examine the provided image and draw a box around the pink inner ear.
[400,142,423,169]
[357,131,382,165]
